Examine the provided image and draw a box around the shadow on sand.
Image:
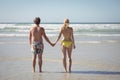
[70,71,120,75]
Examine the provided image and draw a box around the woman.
[55,19,75,72]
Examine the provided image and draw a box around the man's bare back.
[30,26,43,44]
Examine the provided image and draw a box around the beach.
[1,0,120,79]
[0,35,120,80]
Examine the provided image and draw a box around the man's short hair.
[34,17,41,24]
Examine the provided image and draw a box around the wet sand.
[0,36,120,80]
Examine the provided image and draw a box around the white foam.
[0,34,28,37]
[74,33,120,37]
[1,23,120,37]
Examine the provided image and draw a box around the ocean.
[0,23,120,43]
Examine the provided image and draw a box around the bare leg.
[67,46,72,73]
[38,53,43,72]
[32,54,37,73]
[62,46,67,72]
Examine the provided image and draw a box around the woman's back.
[61,26,73,41]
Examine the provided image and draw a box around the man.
[29,17,54,72]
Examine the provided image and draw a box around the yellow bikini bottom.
[61,40,72,48]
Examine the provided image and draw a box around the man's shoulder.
[31,26,44,29]
[39,26,44,31]
[30,26,34,31]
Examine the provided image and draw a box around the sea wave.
[0,33,28,37]
[0,33,58,37]
[0,23,120,37]
[74,33,120,37]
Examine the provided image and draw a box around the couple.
[29,17,75,73]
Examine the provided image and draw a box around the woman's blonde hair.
[63,19,69,28]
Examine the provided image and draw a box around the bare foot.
[32,70,35,73]
[69,69,71,73]
[64,69,67,73]
[69,70,71,73]
[39,70,42,73]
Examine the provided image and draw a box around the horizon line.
[0,22,120,24]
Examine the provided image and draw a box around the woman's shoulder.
[68,27,73,30]
[61,26,65,30]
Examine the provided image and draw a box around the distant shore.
[0,22,120,24]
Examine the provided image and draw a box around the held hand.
[52,43,56,47]
[52,41,58,47]
[51,43,56,47]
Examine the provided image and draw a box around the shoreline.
[0,36,120,80]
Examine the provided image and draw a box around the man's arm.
[55,28,62,44]
[42,28,53,46]
[29,29,32,46]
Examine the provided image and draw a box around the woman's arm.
[55,28,62,44]
[71,28,76,49]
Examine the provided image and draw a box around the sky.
[0,0,120,23]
